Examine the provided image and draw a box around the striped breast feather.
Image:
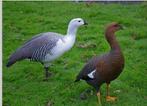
[31,39,58,62]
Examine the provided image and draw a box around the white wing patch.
[87,69,96,79]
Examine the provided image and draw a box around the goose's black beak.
[84,20,88,25]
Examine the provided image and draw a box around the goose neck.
[67,24,78,36]
[105,31,120,50]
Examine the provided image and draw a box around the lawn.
[3,1,147,106]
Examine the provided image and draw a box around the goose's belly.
[43,38,75,62]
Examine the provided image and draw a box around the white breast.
[43,35,76,62]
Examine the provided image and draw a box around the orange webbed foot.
[106,96,117,102]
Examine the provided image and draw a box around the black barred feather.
[6,32,63,67]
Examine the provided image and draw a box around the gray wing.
[30,38,58,62]
[6,32,63,67]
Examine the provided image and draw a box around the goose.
[6,18,88,81]
[75,22,124,105]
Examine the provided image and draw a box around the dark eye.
[78,20,81,22]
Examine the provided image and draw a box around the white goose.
[6,18,88,80]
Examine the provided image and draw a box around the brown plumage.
[75,22,125,105]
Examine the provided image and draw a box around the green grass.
[3,1,147,106]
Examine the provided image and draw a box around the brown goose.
[75,22,124,105]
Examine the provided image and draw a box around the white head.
[69,18,88,27]
[67,18,87,35]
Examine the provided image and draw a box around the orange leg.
[106,83,117,102]
[97,91,102,106]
